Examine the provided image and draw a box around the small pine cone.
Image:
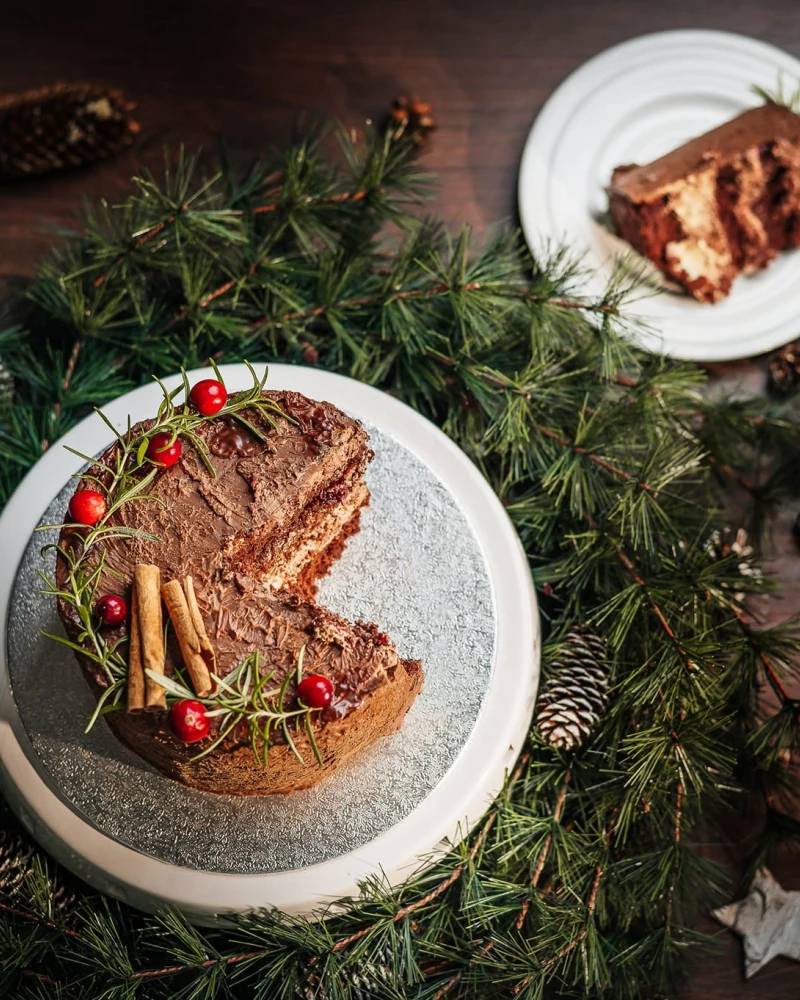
[386,95,437,148]
[768,341,800,394]
[0,826,80,923]
[0,827,36,898]
[535,628,609,751]
[50,879,79,917]
[0,82,139,179]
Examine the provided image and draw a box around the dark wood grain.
[0,1,798,994]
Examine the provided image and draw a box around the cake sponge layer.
[608,104,800,302]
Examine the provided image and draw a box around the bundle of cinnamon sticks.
[127,564,216,711]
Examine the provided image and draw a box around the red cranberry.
[146,432,182,468]
[96,594,127,627]
[190,379,228,416]
[68,489,107,526]
[297,674,334,709]
[169,700,210,743]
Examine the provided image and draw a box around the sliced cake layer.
[608,104,800,302]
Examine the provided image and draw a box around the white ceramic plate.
[518,29,800,361]
[0,364,539,922]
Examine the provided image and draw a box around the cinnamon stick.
[161,579,213,697]
[183,575,217,679]
[135,563,166,710]
[126,587,145,712]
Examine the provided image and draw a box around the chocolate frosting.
[55,390,423,795]
[609,104,800,200]
[207,417,265,458]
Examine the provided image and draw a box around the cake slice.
[55,387,423,796]
[607,104,800,302]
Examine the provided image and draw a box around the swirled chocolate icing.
[56,390,422,796]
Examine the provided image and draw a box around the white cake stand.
[0,364,539,922]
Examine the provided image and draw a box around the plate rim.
[0,363,539,920]
[518,28,800,361]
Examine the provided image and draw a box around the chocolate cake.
[55,388,423,796]
[608,104,800,302]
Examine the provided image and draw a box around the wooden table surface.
[0,1,798,995]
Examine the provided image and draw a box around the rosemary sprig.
[752,73,800,114]
[145,646,324,768]
[39,363,288,729]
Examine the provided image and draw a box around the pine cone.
[768,340,800,394]
[535,628,610,751]
[386,96,437,148]
[0,827,36,898]
[0,826,79,918]
[0,82,139,179]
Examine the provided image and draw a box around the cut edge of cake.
[607,103,800,302]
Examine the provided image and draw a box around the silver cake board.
[0,363,539,923]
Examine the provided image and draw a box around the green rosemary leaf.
[144,669,193,700]
[105,466,159,510]
[135,436,149,467]
[209,357,225,385]
[35,580,75,603]
[305,712,323,767]
[250,720,260,763]
[63,445,115,473]
[281,716,304,765]
[243,359,261,391]
[84,680,125,732]
[229,412,266,442]
[88,526,160,544]
[209,670,242,699]
[261,719,273,768]
[72,473,109,492]
[183,428,216,478]
[152,374,171,402]
[38,630,89,655]
[93,406,124,443]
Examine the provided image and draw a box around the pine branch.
[331,813,497,956]
[612,545,698,674]
[42,338,83,451]
[664,782,683,932]
[735,610,800,720]
[0,902,80,941]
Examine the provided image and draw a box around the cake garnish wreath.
[38,363,331,768]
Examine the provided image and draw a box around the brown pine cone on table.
[387,96,437,147]
[768,340,800,394]
[0,82,139,180]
